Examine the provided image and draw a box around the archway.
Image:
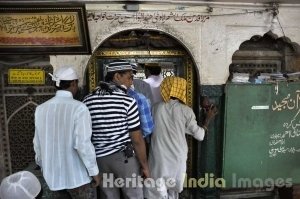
[229,31,300,81]
[85,29,203,197]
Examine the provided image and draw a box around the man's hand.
[206,104,218,120]
[91,174,101,187]
[130,130,150,179]
[203,104,218,129]
[141,167,151,179]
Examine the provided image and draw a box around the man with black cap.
[83,60,150,199]
[33,66,100,198]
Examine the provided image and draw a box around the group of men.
[0,60,217,199]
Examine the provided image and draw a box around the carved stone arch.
[229,31,300,79]
[240,31,300,54]
[84,27,200,84]
[85,28,200,93]
[8,100,38,124]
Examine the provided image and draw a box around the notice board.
[223,82,300,188]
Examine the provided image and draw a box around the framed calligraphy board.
[223,82,300,188]
[0,4,91,54]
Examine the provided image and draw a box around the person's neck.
[64,88,75,97]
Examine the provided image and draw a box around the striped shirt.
[83,85,140,157]
[33,90,99,191]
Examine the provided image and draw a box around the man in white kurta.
[33,67,100,198]
[144,77,217,199]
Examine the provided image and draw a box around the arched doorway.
[85,29,202,197]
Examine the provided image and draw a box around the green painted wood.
[196,85,224,198]
[223,82,300,189]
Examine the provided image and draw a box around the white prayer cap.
[0,171,41,199]
[49,66,78,87]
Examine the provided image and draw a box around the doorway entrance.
[85,29,201,197]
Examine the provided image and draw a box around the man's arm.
[127,98,150,177]
[74,105,100,185]
[33,110,42,167]
[130,130,150,178]
[33,131,41,166]
[138,95,154,137]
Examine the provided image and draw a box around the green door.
[223,82,300,188]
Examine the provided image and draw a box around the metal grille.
[230,59,282,79]
[230,62,280,74]
[231,49,282,75]
[8,102,36,172]
[135,68,174,79]
[6,95,53,172]
[161,68,174,77]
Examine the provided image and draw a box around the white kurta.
[33,90,99,190]
[144,75,164,104]
[145,99,205,198]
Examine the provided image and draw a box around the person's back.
[133,78,154,105]
[35,92,95,189]
[151,100,201,158]
[127,88,154,138]
[145,76,217,199]
[147,99,205,199]
[83,60,150,199]
[83,85,138,156]
[34,67,100,197]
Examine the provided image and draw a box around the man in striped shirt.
[83,60,150,199]
[33,67,100,198]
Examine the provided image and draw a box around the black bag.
[123,143,134,163]
[123,143,134,158]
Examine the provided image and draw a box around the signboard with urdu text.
[8,69,45,84]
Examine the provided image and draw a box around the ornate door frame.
[86,49,197,178]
